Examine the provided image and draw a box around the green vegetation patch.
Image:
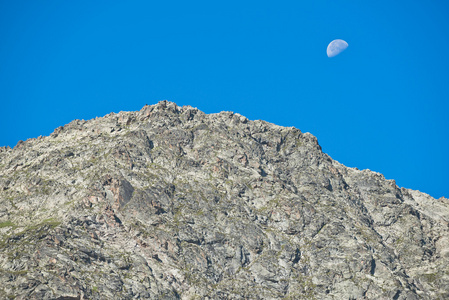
[0,221,15,228]
[20,218,61,233]
[0,217,62,249]
[421,273,438,283]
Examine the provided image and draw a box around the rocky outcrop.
[0,100,448,299]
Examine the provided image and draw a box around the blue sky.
[1,1,448,198]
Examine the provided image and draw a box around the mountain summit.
[0,101,448,299]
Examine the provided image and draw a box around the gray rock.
[0,100,448,299]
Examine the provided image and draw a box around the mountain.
[0,100,448,299]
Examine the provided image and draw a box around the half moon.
[327,39,348,57]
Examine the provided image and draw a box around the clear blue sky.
[1,1,448,198]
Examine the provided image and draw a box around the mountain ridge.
[0,100,448,299]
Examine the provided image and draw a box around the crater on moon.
[327,39,348,57]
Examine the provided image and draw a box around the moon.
[327,39,348,57]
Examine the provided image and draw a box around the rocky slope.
[0,100,448,299]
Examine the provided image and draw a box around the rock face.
[0,100,448,299]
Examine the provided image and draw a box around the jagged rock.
[0,100,448,299]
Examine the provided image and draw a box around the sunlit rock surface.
[0,101,448,299]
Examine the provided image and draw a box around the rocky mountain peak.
[0,101,448,299]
